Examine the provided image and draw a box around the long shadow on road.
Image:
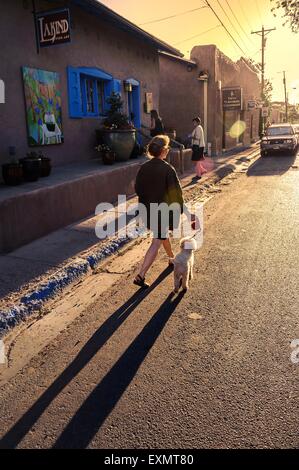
[247,154,297,177]
[53,290,185,449]
[0,267,173,449]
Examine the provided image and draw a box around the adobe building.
[159,44,261,155]
[270,102,285,124]
[0,0,183,253]
[0,0,183,168]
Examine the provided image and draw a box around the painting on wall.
[22,67,64,146]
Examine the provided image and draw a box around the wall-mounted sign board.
[223,87,243,111]
[0,79,4,104]
[247,100,257,110]
[144,92,153,114]
[36,8,71,48]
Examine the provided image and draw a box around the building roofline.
[158,50,197,67]
[69,0,184,57]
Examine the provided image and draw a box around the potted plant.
[38,151,52,177]
[20,151,41,182]
[130,142,143,159]
[2,146,23,186]
[95,144,116,165]
[97,92,136,162]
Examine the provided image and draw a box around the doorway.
[126,78,141,129]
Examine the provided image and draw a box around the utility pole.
[251,26,276,134]
[283,71,288,122]
[278,71,289,122]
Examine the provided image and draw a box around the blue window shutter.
[113,79,122,97]
[132,85,141,129]
[104,78,122,113]
[104,80,113,114]
[105,79,122,97]
[68,67,82,118]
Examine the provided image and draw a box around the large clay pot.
[20,157,41,182]
[100,129,136,162]
[2,163,23,186]
[102,151,116,165]
[39,157,52,177]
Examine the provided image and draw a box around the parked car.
[293,124,299,149]
[261,124,297,157]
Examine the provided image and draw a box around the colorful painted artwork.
[22,67,63,146]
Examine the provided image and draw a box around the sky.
[99,0,299,103]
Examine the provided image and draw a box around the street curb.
[0,145,260,338]
[0,236,132,338]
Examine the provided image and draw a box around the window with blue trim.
[80,75,106,117]
[68,67,122,119]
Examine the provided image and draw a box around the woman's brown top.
[135,158,184,232]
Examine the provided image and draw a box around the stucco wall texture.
[0,0,160,169]
[159,45,261,155]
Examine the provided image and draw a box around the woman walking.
[134,135,184,288]
[191,117,207,179]
[150,109,165,137]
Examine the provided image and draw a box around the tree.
[241,58,273,105]
[271,1,299,32]
[263,79,274,107]
[241,57,262,74]
[103,92,133,130]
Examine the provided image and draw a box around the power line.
[236,0,254,32]
[139,5,207,26]
[174,24,222,45]
[215,0,251,52]
[254,0,263,24]
[204,0,247,55]
[251,48,262,57]
[224,0,255,47]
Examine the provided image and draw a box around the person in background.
[191,117,207,179]
[150,109,165,137]
[134,135,183,288]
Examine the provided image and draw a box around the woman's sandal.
[133,274,150,288]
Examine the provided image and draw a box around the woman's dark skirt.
[191,145,205,161]
[140,205,181,240]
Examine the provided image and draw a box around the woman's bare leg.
[137,238,162,279]
[195,161,202,176]
[162,239,174,258]
[199,162,207,174]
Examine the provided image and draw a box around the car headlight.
[285,139,295,144]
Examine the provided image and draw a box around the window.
[68,67,122,119]
[266,126,294,136]
[97,80,105,116]
[85,78,95,114]
[80,76,106,116]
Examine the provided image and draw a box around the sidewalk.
[0,143,260,336]
[0,157,145,254]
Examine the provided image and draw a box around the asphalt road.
[0,151,299,449]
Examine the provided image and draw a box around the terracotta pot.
[102,151,116,165]
[19,158,41,182]
[2,163,23,186]
[40,157,52,177]
[99,129,136,162]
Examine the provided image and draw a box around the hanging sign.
[247,100,257,110]
[36,8,71,48]
[223,87,243,111]
[0,79,4,104]
[144,92,153,114]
